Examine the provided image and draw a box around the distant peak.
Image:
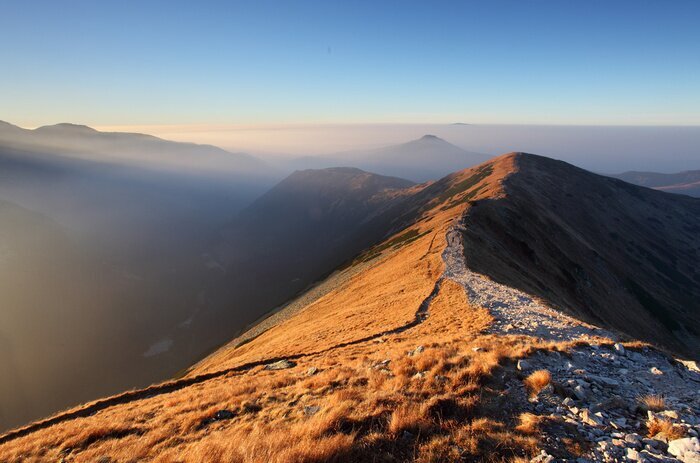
[0,120,22,130]
[419,134,442,141]
[35,123,98,133]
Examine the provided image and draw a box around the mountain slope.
[611,170,700,197]
[1,154,698,462]
[195,168,418,346]
[459,153,700,358]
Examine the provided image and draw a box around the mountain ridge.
[1,153,698,462]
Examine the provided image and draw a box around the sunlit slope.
[0,156,512,462]
[190,158,511,375]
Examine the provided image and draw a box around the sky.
[1,0,699,132]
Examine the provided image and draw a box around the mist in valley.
[0,126,281,431]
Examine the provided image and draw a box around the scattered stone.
[677,360,700,373]
[517,359,531,371]
[412,372,426,380]
[624,433,642,448]
[213,409,235,420]
[659,410,679,420]
[373,359,391,369]
[611,417,627,429]
[668,437,700,462]
[530,450,554,462]
[580,409,602,426]
[441,223,700,462]
[306,367,318,376]
[304,405,320,416]
[589,375,620,387]
[625,448,642,461]
[265,359,296,370]
[408,345,424,356]
[200,409,236,427]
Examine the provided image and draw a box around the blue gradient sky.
[2,0,699,127]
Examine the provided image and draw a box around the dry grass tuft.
[523,369,551,397]
[515,413,549,435]
[646,418,686,440]
[388,404,432,436]
[639,394,666,412]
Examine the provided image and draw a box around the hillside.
[611,170,700,197]
[1,154,698,462]
[461,154,700,359]
[196,167,418,345]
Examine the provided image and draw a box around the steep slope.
[460,153,700,358]
[197,168,418,345]
[1,154,698,463]
[611,169,700,197]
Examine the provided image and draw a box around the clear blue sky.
[2,0,699,127]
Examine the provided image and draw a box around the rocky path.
[443,226,613,343]
[444,224,700,463]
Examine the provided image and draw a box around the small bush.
[523,370,551,397]
[639,394,666,412]
[647,418,685,440]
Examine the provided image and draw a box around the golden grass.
[639,394,667,412]
[0,156,581,463]
[515,413,549,435]
[646,418,686,440]
[388,404,432,436]
[523,370,552,397]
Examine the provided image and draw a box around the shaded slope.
[459,153,700,358]
[200,168,418,343]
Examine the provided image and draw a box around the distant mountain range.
[277,134,491,182]
[611,169,700,197]
[0,120,269,177]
